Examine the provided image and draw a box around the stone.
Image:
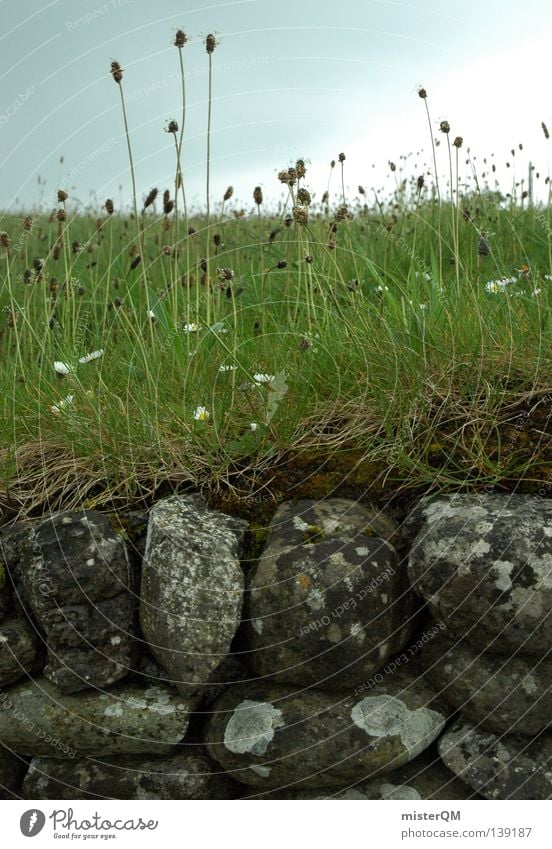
[23,750,240,800]
[0,744,27,799]
[0,522,29,621]
[18,510,137,693]
[406,493,552,654]
[253,749,477,799]
[0,616,44,687]
[422,626,552,736]
[205,670,449,788]
[439,720,552,800]
[246,498,415,688]
[0,677,191,757]
[140,495,247,697]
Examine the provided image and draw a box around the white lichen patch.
[510,586,543,618]
[224,700,284,756]
[147,702,176,715]
[249,764,271,777]
[125,697,147,710]
[493,560,514,592]
[355,546,369,557]
[474,521,494,535]
[351,695,446,758]
[380,781,422,800]
[251,619,263,635]
[521,674,538,695]
[471,539,491,558]
[306,588,325,611]
[104,702,123,717]
[350,622,365,644]
[0,635,8,643]
[292,517,309,531]
[327,623,341,643]
[110,635,122,645]
[86,558,95,566]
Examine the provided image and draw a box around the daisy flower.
[53,361,72,375]
[182,322,199,333]
[250,422,258,431]
[253,373,275,385]
[193,406,210,421]
[78,349,104,364]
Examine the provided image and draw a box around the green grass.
[0,42,551,521]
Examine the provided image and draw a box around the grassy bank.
[0,37,551,523]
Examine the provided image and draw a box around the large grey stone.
[252,749,477,799]
[140,495,247,696]
[246,498,415,688]
[0,616,44,687]
[205,669,449,788]
[0,744,27,799]
[18,510,137,693]
[23,750,240,800]
[0,677,190,757]
[439,720,552,800]
[422,626,551,736]
[406,493,552,655]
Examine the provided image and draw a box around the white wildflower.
[53,361,72,375]
[193,405,209,421]
[147,310,155,319]
[182,322,199,333]
[250,422,258,431]
[253,373,275,384]
[78,349,104,364]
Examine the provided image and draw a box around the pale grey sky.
[1,0,551,214]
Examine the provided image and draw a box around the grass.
[0,35,551,524]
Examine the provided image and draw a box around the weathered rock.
[0,523,28,620]
[0,616,44,687]
[0,677,191,757]
[422,626,552,736]
[140,495,247,697]
[205,670,449,788]
[246,498,415,689]
[0,744,27,799]
[23,750,240,800]
[18,510,137,693]
[253,749,477,799]
[406,493,552,655]
[439,720,552,800]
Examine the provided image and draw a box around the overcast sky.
[1,0,551,214]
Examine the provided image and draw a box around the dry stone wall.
[0,491,550,800]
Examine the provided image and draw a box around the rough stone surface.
[0,744,27,799]
[253,749,478,799]
[422,626,552,736]
[406,493,552,654]
[439,720,552,800]
[18,510,137,693]
[0,677,191,757]
[0,522,28,621]
[246,498,416,688]
[205,670,449,788]
[23,750,240,800]
[0,616,44,687]
[140,495,247,697]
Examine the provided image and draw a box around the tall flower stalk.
[110,61,153,340]
[204,33,217,325]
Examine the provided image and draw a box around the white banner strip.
[2,799,550,848]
